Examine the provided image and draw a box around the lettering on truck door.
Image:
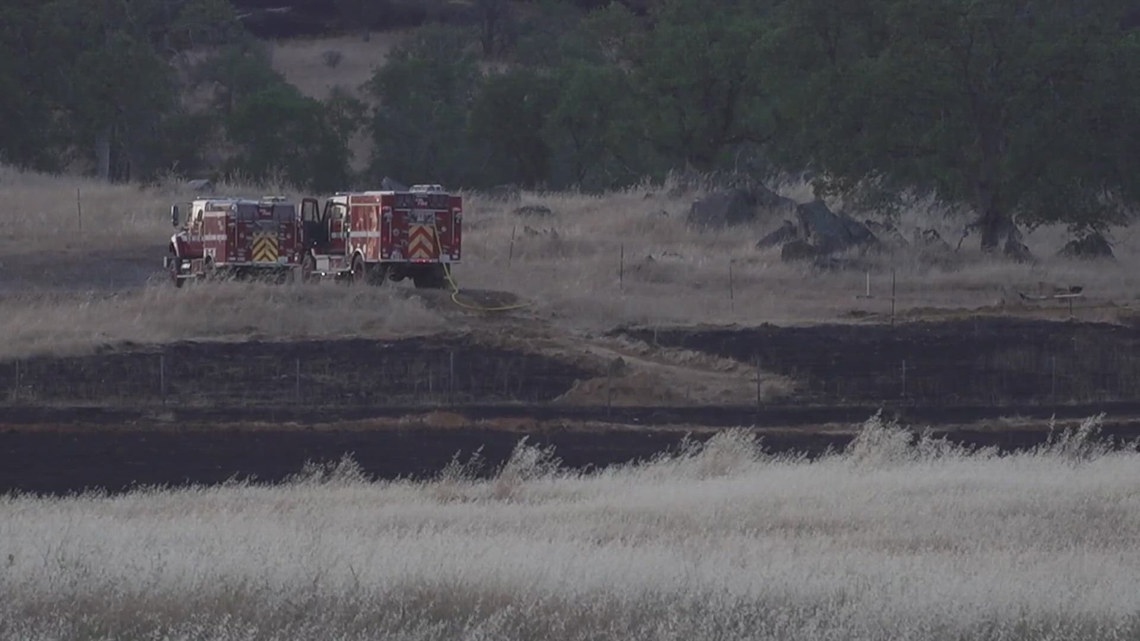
[349,195,382,260]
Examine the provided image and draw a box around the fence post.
[619,243,625,291]
[1051,355,1057,403]
[901,359,907,399]
[76,188,82,233]
[160,354,166,406]
[606,367,613,417]
[891,269,897,326]
[508,225,516,266]
[755,356,762,411]
[729,260,735,312]
[295,357,301,404]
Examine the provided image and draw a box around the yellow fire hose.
[433,223,530,312]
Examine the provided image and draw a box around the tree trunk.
[972,117,1009,252]
[976,204,1012,252]
[95,126,112,182]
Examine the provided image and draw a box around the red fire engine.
[298,184,462,289]
[165,197,302,286]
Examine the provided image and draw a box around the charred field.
[4,315,1140,495]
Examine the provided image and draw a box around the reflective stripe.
[201,234,227,242]
[350,231,383,238]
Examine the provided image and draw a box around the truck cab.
[166,196,303,286]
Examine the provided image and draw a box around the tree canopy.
[2,0,1137,243]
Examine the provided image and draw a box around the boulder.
[687,188,757,229]
[513,205,554,217]
[913,228,951,252]
[752,184,799,213]
[794,200,878,254]
[780,239,819,262]
[863,219,908,250]
[1059,232,1114,260]
[756,220,800,249]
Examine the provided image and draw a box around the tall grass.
[0,165,306,253]
[1,415,1137,640]
[0,282,448,360]
[455,178,1140,331]
[3,165,1138,355]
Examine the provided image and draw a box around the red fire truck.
[165,197,302,286]
[298,184,462,289]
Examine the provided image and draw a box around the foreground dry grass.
[1,416,1137,640]
[2,165,1138,359]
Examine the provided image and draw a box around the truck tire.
[350,254,366,285]
[413,264,448,290]
[169,250,184,288]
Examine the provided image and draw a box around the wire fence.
[0,341,592,409]
[3,321,1139,410]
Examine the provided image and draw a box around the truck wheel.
[169,250,184,288]
[350,255,366,285]
[413,264,448,290]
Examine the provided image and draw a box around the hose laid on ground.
[433,223,530,312]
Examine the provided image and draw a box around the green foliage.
[543,61,643,189]
[225,76,360,192]
[0,0,247,180]
[468,69,558,186]
[770,0,1140,239]
[365,25,483,187]
[629,0,773,171]
[1,0,1136,242]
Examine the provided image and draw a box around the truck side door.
[324,200,348,256]
[183,205,206,259]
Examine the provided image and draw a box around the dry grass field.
[4,28,1140,641]
[2,416,1137,641]
[2,164,1137,362]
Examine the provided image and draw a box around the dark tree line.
[3,0,1139,244]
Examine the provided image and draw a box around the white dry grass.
[0,282,448,360]
[1,415,1137,640]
